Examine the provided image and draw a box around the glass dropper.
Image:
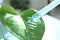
[28,0,60,23]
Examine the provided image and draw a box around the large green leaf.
[21,9,45,40]
[0,6,26,40]
[0,5,18,15]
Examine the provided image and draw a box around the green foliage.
[21,8,37,21]
[0,6,45,40]
[21,9,45,40]
[0,5,18,15]
[0,6,26,40]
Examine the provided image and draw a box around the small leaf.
[21,8,37,21]
[0,5,18,15]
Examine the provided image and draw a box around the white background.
[42,15,60,40]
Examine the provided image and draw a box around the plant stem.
[0,28,8,40]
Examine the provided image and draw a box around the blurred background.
[1,0,60,19]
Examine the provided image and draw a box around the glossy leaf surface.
[21,9,45,40]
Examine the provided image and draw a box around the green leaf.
[0,6,26,40]
[0,5,18,15]
[21,9,45,40]
[21,8,37,21]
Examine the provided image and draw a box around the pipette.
[28,0,60,23]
